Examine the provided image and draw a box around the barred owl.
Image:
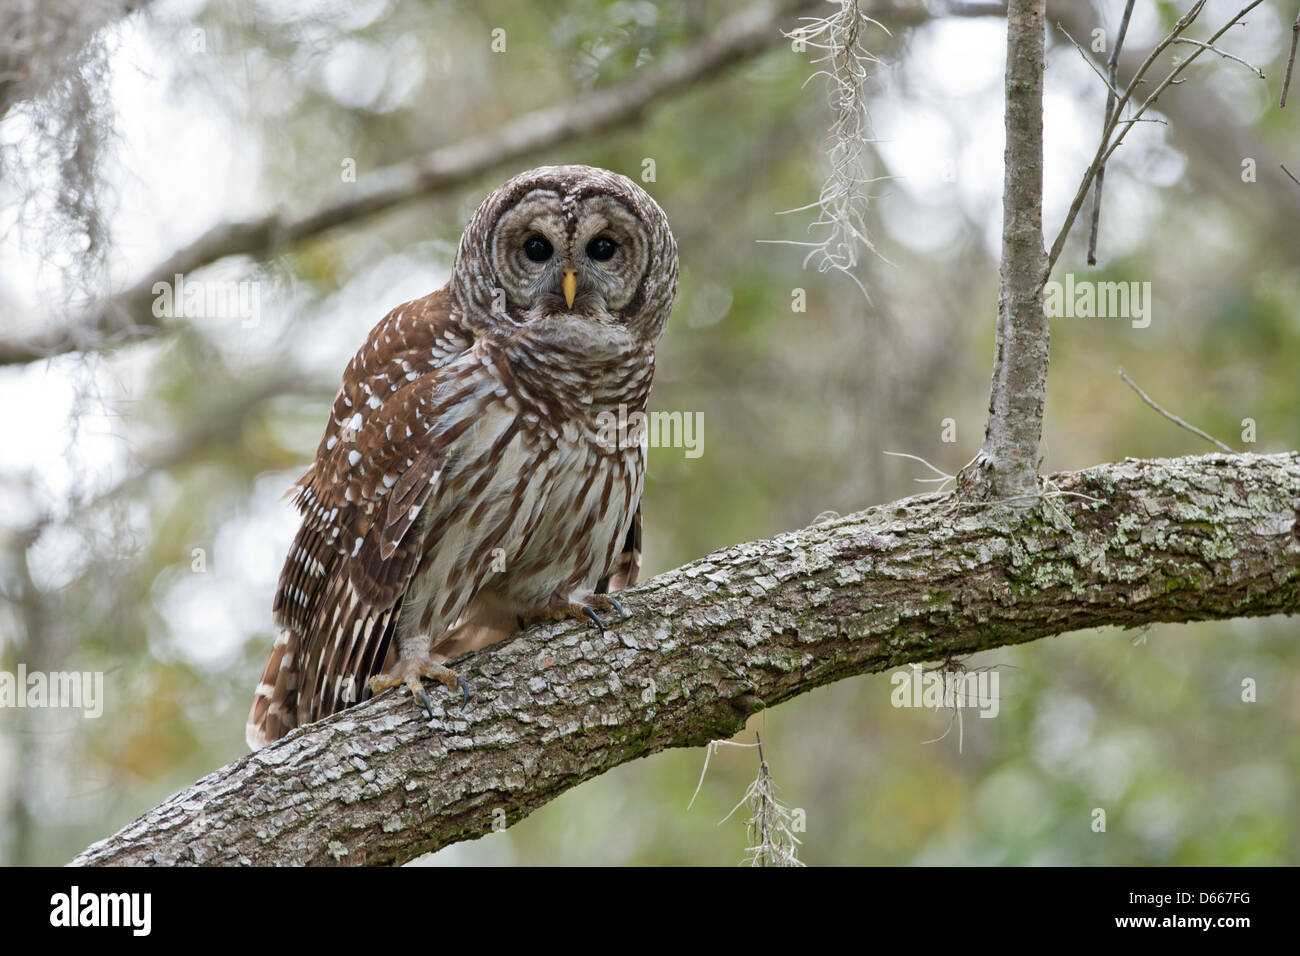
[246,165,677,749]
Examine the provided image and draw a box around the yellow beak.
[562,268,578,309]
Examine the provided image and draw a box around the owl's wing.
[247,288,475,748]
[596,502,641,593]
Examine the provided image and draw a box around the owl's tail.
[245,627,303,750]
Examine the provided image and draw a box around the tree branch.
[960,0,1048,502]
[70,451,1300,866]
[1084,0,1135,265]
[1282,10,1300,108]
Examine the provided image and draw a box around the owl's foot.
[369,657,470,718]
[521,593,627,638]
[587,593,627,624]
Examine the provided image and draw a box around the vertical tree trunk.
[961,0,1049,502]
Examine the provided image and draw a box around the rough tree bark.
[71,451,1300,866]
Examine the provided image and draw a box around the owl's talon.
[368,657,465,719]
[579,605,605,637]
[584,592,625,619]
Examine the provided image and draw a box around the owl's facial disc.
[491,188,649,318]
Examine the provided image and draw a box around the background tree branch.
[1047,0,1300,263]
[0,0,820,368]
[0,0,1017,369]
[70,451,1300,866]
[1044,0,1266,281]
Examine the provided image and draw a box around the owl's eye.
[586,236,617,262]
[523,236,553,262]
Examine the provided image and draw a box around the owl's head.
[453,165,678,344]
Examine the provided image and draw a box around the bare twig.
[1117,367,1234,454]
[1059,24,1126,102]
[1086,0,1135,265]
[1051,0,1210,280]
[947,2,1008,15]
[1170,37,1265,78]
[1280,12,1299,107]
[1045,1,1267,284]
[1281,162,1300,187]
[1049,5,1300,258]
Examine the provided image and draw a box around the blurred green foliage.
[1,0,1298,865]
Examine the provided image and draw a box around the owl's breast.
[490,425,643,609]
[492,329,657,427]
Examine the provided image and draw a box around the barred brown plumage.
[246,166,678,749]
